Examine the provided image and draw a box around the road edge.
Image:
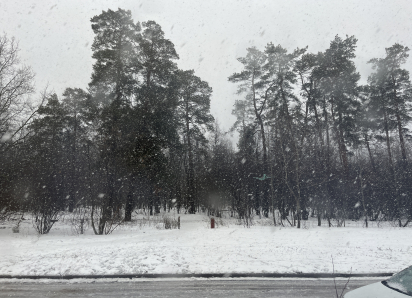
[0,273,393,280]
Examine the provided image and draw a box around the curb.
[0,273,394,280]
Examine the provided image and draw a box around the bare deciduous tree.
[0,34,36,149]
[0,34,37,220]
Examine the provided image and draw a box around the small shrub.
[136,215,163,229]
[215,216,229,228]
[163,215,179,229]
[253,217,273,226]
[70,207,90,235]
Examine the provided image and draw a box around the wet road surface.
[0,278,377,297]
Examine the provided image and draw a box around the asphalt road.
[0,278,377,298]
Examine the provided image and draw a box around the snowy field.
[0,212,411,276]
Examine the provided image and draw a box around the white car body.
[345,281,409,298]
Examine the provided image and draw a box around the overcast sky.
[1,0,412,136]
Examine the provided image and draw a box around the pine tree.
[61,88,92,212]
[264,44,306,225]
[369,44,411,162]
[367,44,412,224]
[89,8,140,105]
[89,8,141,233]
[27,94,67,234]
[229,47,268,216]
[127,20,180,216]
[317,35,361,174]
[175,69,214,213]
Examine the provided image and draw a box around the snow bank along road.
[0,214,411,276]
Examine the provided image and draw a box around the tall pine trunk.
[185,100,196,214]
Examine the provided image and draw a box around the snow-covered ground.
[0,212,411,276]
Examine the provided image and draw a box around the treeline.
[0,9,216,234]
[1,8,411,234]
[228,37,412,229]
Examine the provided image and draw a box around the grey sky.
[1,0,411,135]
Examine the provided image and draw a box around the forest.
[1,8,412,234]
